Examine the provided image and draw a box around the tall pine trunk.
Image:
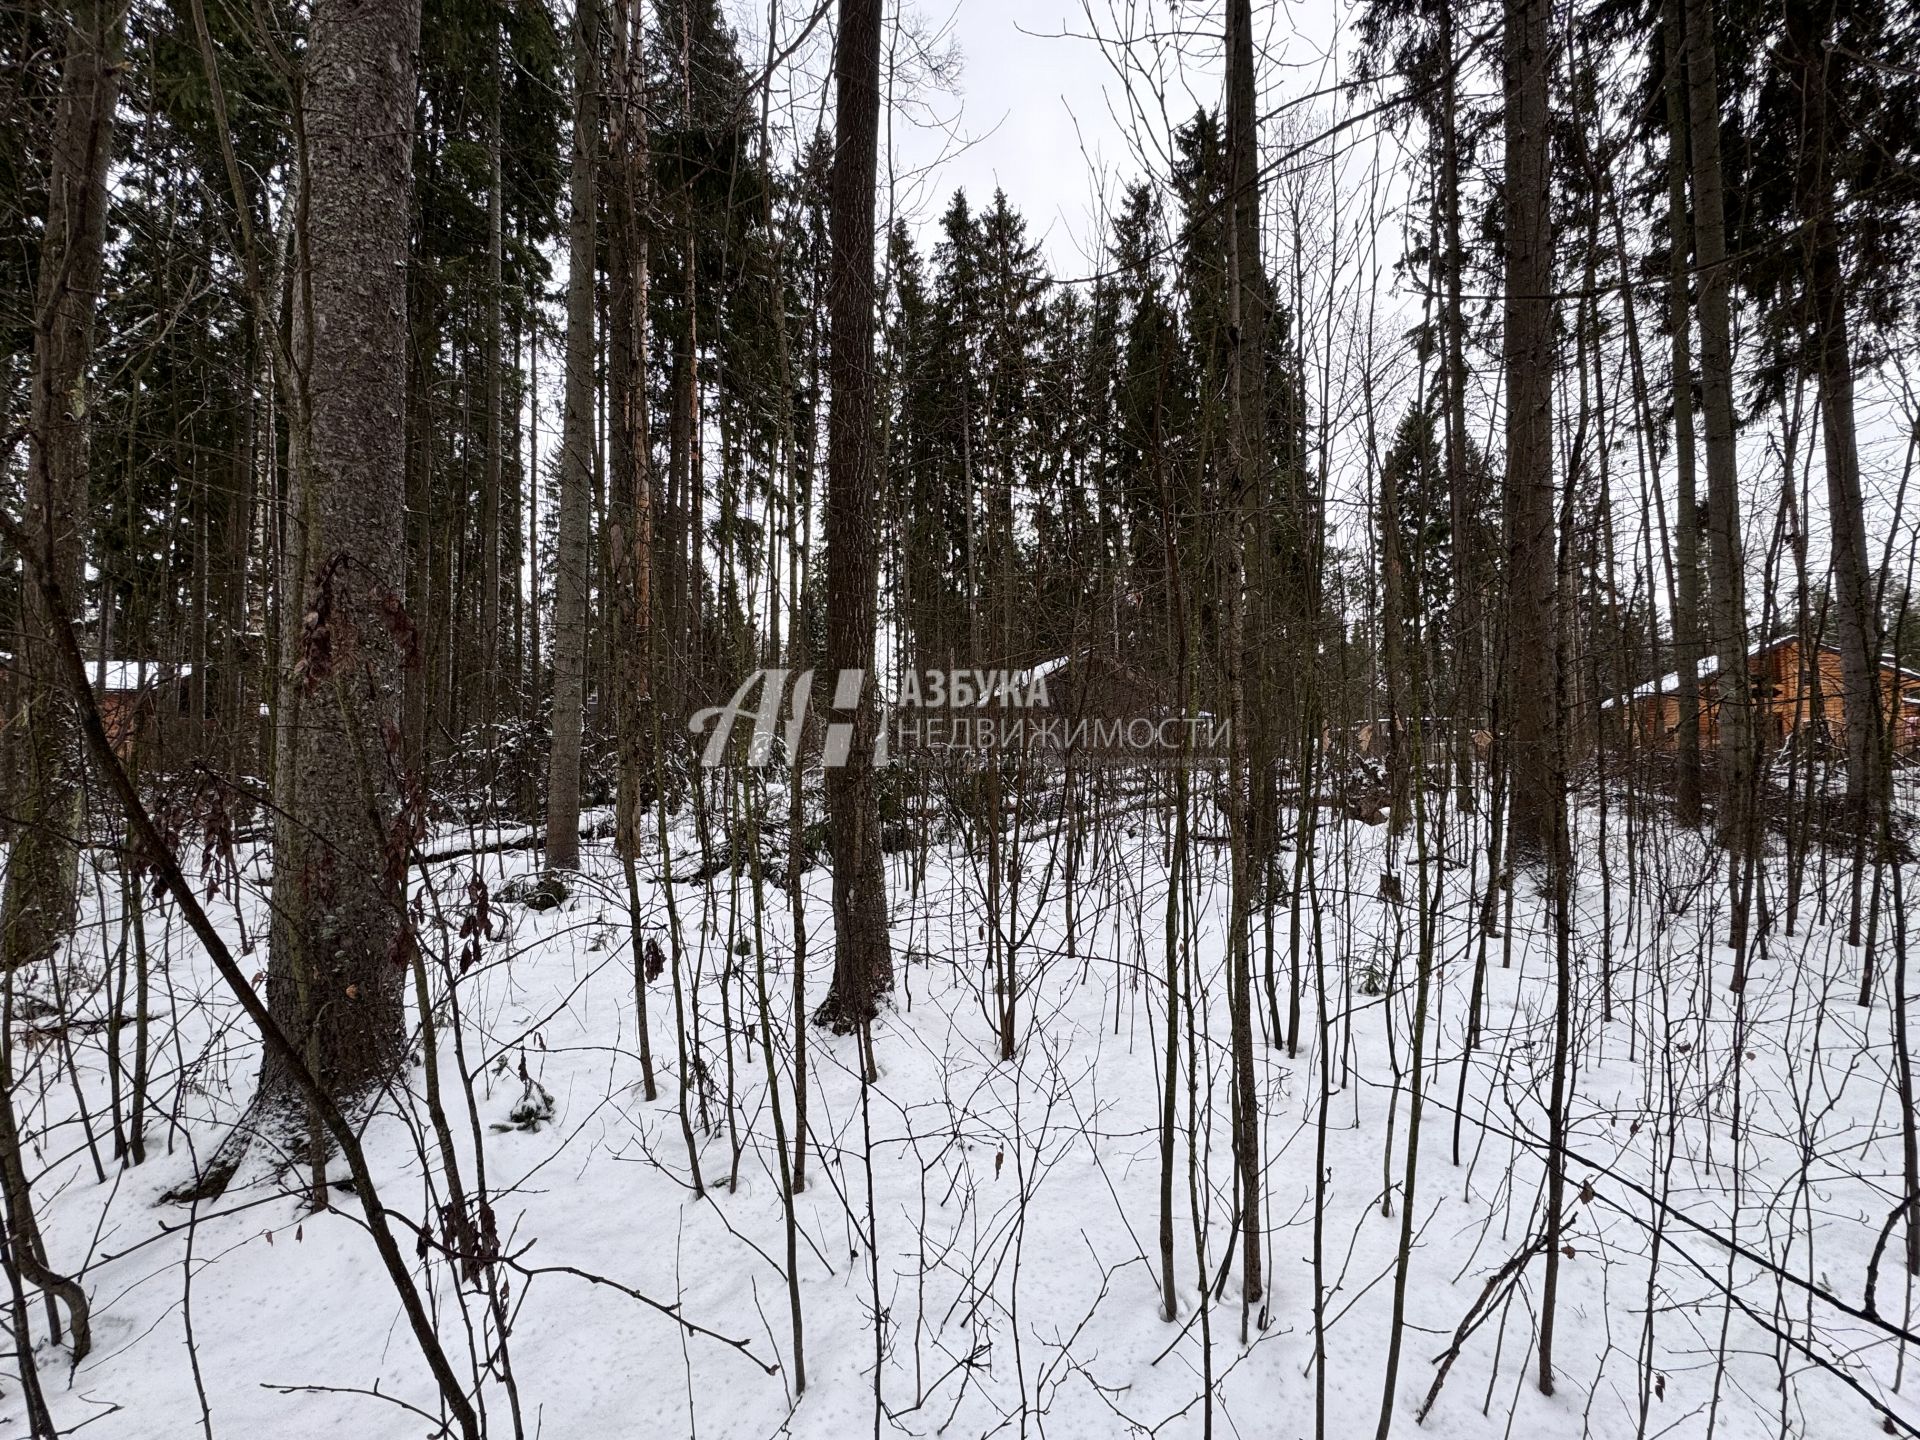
[0,0,124,1373]
[481,16,505,735]
[545,0,600,874]
[1437,1,1481,815]
[259,0,422,1119]
[1661,0,1706,825]
[1684,0,1755,863]
[1499,0,1567,1390]
[2,0,122,974]
[609,0,653,855]
[815,0,893,1034]
[1499,0,1558,864]
[1785,2,1882,834]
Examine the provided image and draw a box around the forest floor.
[11,775,1920,1440]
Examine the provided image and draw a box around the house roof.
[90,660,195,693]
[1603,655,1719,710]
[1606,634,1920,710]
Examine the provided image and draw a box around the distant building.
[1606,635,1920,754]
[0,656,214,765]
[88,660,204,760]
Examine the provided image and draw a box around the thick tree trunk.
[1785,3,1882,832]
[1499,0,1558,865]
[1684,0,1755,858]
[1661,0,1706,826]
[259,0,422,1120]
[2,0,122,973]
[1499,0,1566,1387]
[608,0,653,856]
[545,0,600,874]
[815,0,893,1033]
[0,0,122,1365]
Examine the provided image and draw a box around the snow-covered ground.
[10,779,1920,1439]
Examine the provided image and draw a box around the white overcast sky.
[850,0,1920,604]
[685,0,1920,612]
[907,0,1352,273]
[739,0,1354,276]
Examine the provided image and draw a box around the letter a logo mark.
[689,670,791,767]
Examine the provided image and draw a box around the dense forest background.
[4,1,1920,1437]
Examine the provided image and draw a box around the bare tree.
[1222,0,1264,1318]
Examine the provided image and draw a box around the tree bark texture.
[2,0,123,973]
[816,0,893,1032]
[260,0,423,1114]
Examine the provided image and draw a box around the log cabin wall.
[1620,636,1920,754]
